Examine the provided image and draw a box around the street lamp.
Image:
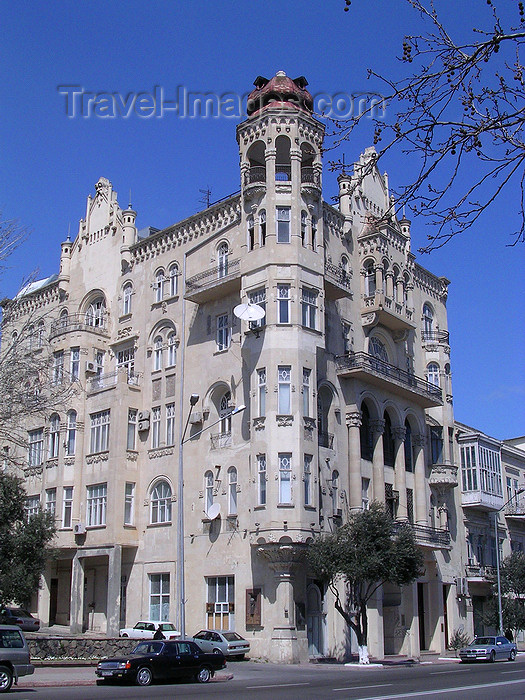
[176,398,246,638]
[494,486,525,635]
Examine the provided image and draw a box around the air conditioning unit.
[74,523,86,535]
[138,410,150,422]
[85,361,97,374]
[138,420,150,432]
[455,577,468,597]
[189,412,202,425]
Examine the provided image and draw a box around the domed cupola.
[246,71,313,117]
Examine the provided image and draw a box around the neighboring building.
[1,71,467,662]
[456,422,525,637]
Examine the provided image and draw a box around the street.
[14,657,525,700]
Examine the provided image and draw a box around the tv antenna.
[199,187,212,209]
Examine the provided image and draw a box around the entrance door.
[49,579,58,626]
[442,584,449,649]
[417,582,427,651]
[306,584,324,656]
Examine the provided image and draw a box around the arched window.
[360,404,373,461]
[427,363,440,387]
[259,210,266,247]
[331,470,339,514]
[301,211,307,246]
[167,332,177,367]
[423,303,434,339]
[150,480,172,523]
[311,216,317,250]
[59,309,69,328]
[369,337,388,364]
[154,336,163,371]
[392,267,400,302]
[383,413,395,467]
[48,414,60,459]
[404,420,414,472]
[220,391,232,435]
[341,255,350,279]
[218,242,229,279]
[228,467,238,516]
[86,297,105,328]
[248,216,255,251]
[155,270,165,303]
[37,320,45,346]
[204,471,214,514]
[364,261,376,297]
[66,410,77,456]
[168,264,179,297]
[122,282,133,315]
[275,135,291,180]
[27,325,34,350]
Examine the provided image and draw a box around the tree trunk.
[358,645,370,664]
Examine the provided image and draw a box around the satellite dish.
[233,302,265,322]
[207,503,221,520]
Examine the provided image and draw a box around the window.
[301,288,318,329]
[205,470,214,514]
[430,426,443,464]
[122,282,133,315]
[461,445,478,491]
[53,351,64,385]
[364,260,376,297]
[342,322,352,354]
[25,496,40,519]
[154,336,163,371]
[45,488,56,516]
[66,410,77,456]
[216,314,230,351]
[124,482,135,525]
[95,349,104,376]
[220,392,232,435]
[167,333,177,367]
[149,573,170,621]
[127,409,137,450]
[228,467,238,516]
[407,488,414,523]
[70,347,80,381]
[383,413,395,467]
[117,347,135,379]
[360,405,373,461]
[302,368,311,417]
[362,478,370,510]
[257,369,266,417]
[257,454,267,506]
[150,480,172,523]
[301,211,307,246]
[479,444,502,496]
[404,421,414,472]
[331,470,339,514]
[304,454,312,506]
[86,297,106,328]
[168,264,179,297]
[311,216,317,249]
[249,288,266,330]
[36,320,45,347]
[248,216,255,251]
[155,269,166,303]
[422,303,434,339]
[278,366,291,414]
[166,403,176,446]
[28,428,44,467]
[279,453,292,504]
[277,284,291,323]
[427,363,440,387]
[206,576,234,631]
[259,210,266,247]
[507,476,520,505]
[369,336,388,364]
[90,409,110,453]
[62,486,73,528]
[151,406,161,448]
[48,414,60,459]
[277,207,290,243]
[87,483,107,527]
[218,242,229,279]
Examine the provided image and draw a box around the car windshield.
[223,632,243,641]
[160,624,176,631]
[473,637,495,645]
[132,642,163,655]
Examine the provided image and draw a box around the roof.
[14,274,58,300]
[246,71,313,117]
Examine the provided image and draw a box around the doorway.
[306,583,324,656]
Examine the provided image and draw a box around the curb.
[20,672,234,688]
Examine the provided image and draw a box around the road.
[15,657,525,700]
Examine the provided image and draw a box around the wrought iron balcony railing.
[301,167,320,186]
[422,329,450,344]
[245,166,266,185]
[49,313,109,339]
[394,521,451,548]
[324,261,352,291]
[186,258,241,294]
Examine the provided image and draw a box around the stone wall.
[27,637,138,660]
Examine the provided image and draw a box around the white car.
[119,621,179,639]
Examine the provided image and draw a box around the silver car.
[192,630,250,658]
[459,635,517,663]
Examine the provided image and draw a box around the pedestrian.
[153,625,165,640]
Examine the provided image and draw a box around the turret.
[58,234,72,296]
[121,202,137,272]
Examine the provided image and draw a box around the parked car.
[0,625,35,693]
[192,629,250,659]
[119,621,178,639]
[96,639,225,686]
[459,635,517,663]
[0,609,40,633]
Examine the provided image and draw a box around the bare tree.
[334,0,525,251]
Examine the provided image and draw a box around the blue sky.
[1,0,524,439]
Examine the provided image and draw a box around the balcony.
[429,464,458,491]
[301,167,321,189]
[394,521,451,549]
[49,313,109,340]
[335,352,443,408]
[244,166,266,186]
[185,258,241,303]
[361,292,415,333]
[324,261,352,300]
[505,498,525,519]
[210,431,232,449]
[422,329,450,345]
[87,369,141,394]
[465,564,496,582]
[461,489,504,511]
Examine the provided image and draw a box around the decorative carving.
[346,411,361,429]
[252,417,266,431]
[148,447,174,459]
[86,452,109,464]
[276,414,293,427]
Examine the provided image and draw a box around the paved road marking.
[246,682,310,689]
[501,669,523,674]
[356,677,525,700]
[334,684,392,692]
[430,669,471,675]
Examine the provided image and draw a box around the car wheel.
[212,647,222,654]
[509,649,517,661]
[0,666,13,693]
[135,666,153,686]
[489,650,496,663]
[196,665,212,683]
[121,633,128,637]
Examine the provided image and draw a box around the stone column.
[385,271,394,299]
[38,561,53,627]
[374,264,383,298]
[70,552,85,634]
[413,434,428,525]
[396,278,405,305]
[370,419,386,504]
[265,147,276,236]
[106,545,122,637]
[346,411,362,510]
[393,427,407,520]
[290,148,302,242]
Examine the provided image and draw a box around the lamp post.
[176,399,246,638]
[494,486,525,635]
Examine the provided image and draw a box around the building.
[1,71,467,662]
